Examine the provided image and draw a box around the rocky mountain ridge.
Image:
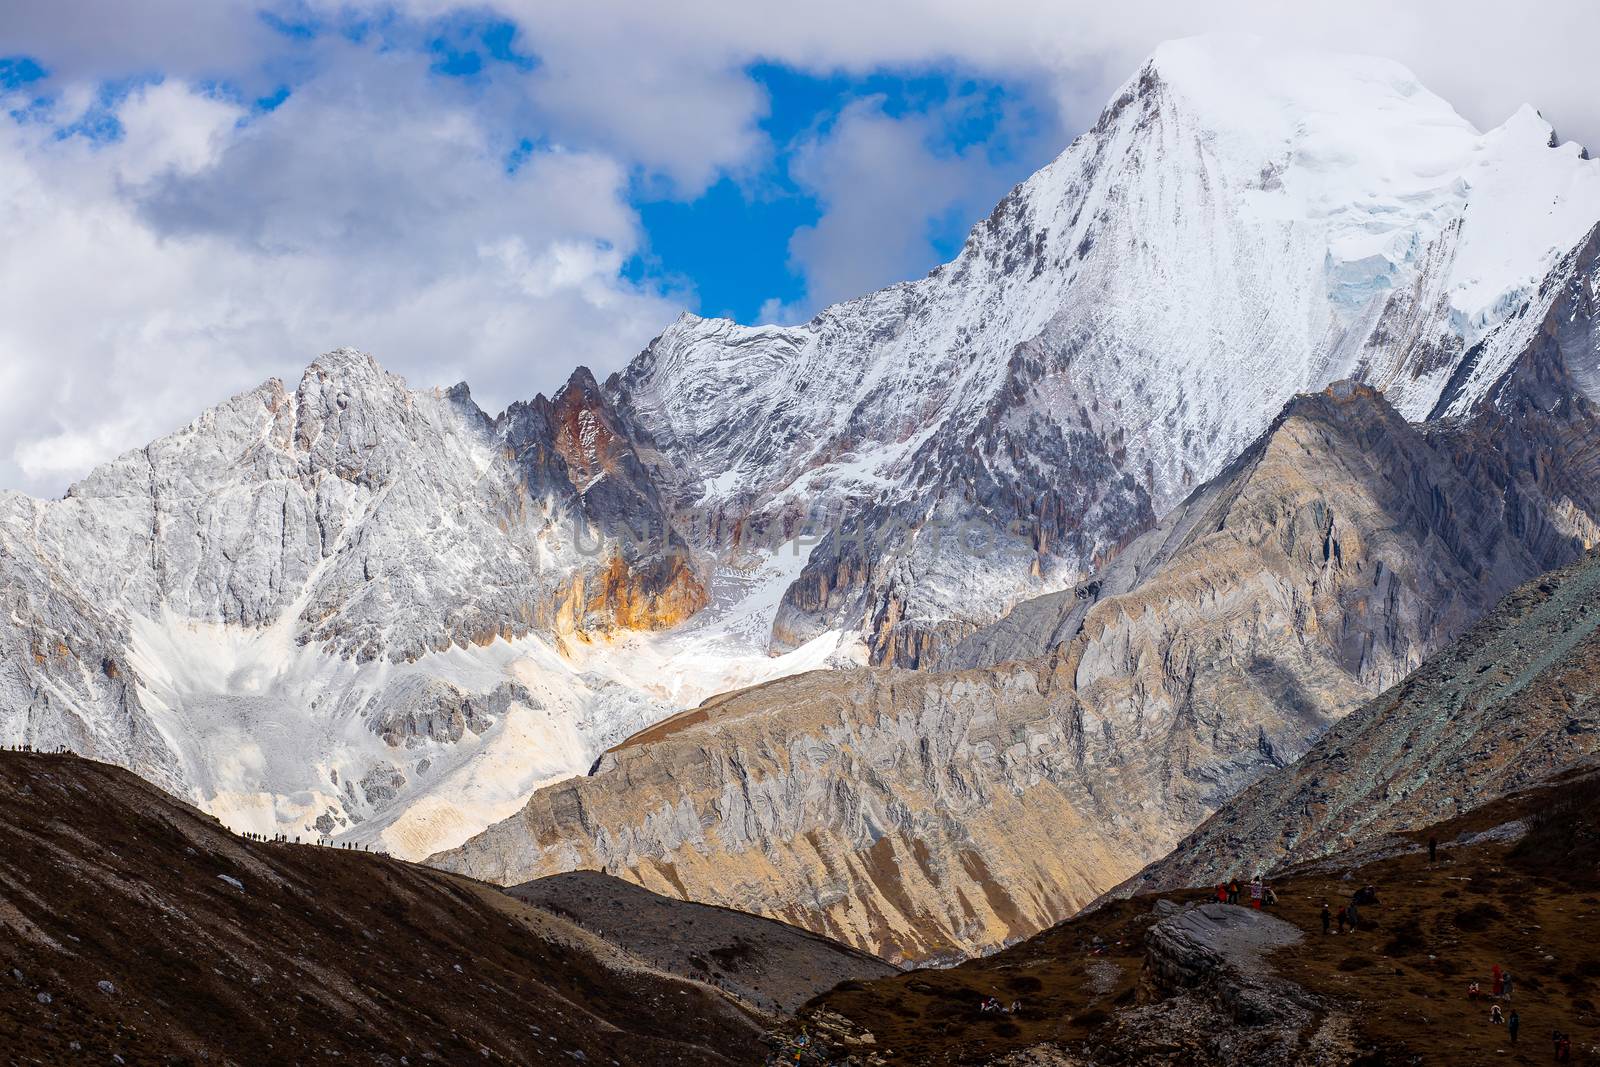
[1114,544,1600,899]
[610,35,1600,666]
[0,351,752,860]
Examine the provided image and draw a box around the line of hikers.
[1214,877,1279,909]
[3,744,73,754]
[238,829,378,852]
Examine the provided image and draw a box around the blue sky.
[242,9,1064,323]
[0,0,1596,494]
[626,63,1058,321]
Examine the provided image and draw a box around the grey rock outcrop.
[1093,904,1358,1066]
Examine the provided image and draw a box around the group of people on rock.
[3,744,72,754]
[767,1027,823,1066]
[1215,877,1278,909]
[1318,884,1378,934]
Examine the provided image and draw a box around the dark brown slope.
[0,752,764,1066]
[791,774,1600,1066]
[510,871,899,1014]
[1115,546,1600,900]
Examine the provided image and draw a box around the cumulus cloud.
[0,50,680,495]
[783,97,1031,310]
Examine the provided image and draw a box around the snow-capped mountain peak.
[607,36,1600,665]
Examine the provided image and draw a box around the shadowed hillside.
[510,871,899,1014]
[0,752,770,1065]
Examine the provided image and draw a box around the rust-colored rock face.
[546,551,708,638]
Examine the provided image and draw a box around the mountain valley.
[5,30,1600,1066]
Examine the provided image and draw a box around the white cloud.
[0,51,681,496]
[784,97,1024,310]
[112,80,244,183]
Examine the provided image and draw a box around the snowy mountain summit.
[5,35,1599,858]
[617,34,1600,663]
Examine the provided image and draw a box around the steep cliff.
[1115,547,1600,899]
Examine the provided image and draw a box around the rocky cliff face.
[1116,546,1600,899]
[431,340,1600,960]
[432,659,1177,965]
